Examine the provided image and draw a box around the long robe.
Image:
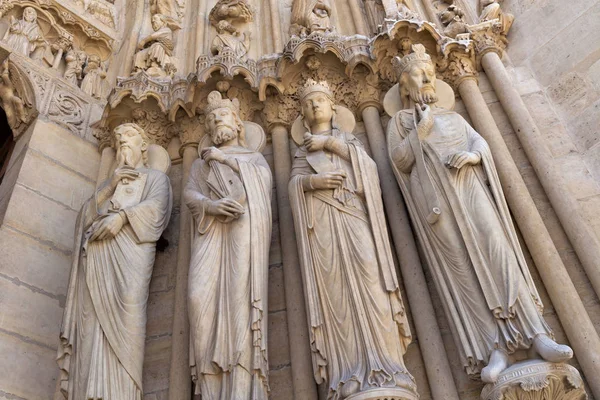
[289,129,414,400]
[4,17,41,56]
[185,145,271,400]
[387,108,552,376]
[57,168,172,399]
[133,27,174,72]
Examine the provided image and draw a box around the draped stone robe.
[387,108,553,376]
[4,17,41,56]
[58,168,172,399]
[289,129,414,400]
[185,145,271,400]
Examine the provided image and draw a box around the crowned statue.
[57,123,173,399]
[386,44,573,383]
[185,91,271,399]
[288,79,417,400]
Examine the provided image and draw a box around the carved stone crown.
[297,79,334,101]
[392,44,432,77]
[204,90,240,115]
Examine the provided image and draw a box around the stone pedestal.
[481,360,587,400]
[346,387,419,400]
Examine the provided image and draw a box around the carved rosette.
[481,360,587,400]
[437,45,478,91]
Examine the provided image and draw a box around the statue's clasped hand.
[111,167,140,188]
[206,198,245,219]
[89,213,125,242]
[201,146,227,164]
[303,132,330,152]
[446,151,481,169]
[415,103,434,139]
[310,171,346,190]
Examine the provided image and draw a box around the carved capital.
[469,22,508,60]
[93,126,113,152]
[437,47,478,90]
[179,115,203,154]
[263,94,297,132]
[481,360,587,400]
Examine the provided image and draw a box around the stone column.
[348,0,369,35]
[270,123,319,399]
[168,125,201,400]
[360,102,460,400]
[471,27,600,300]
[450,58,600,398]
[268,0,283,51]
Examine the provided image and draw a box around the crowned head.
[298,79,336,130]
[114,123,149,169]
[393,44,438,108]
[204,91,245,147]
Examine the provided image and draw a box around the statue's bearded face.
[301,92,334,128]
[207,107,239,145]
[403,61,439,105]
[151,15,164,31]
[116,127,144,168]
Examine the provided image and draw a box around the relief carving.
[48,89,85,134]
[290,0,334,36]
[0,59,34,136]
[386,44,573,384]
[80,54,106,99]
[289,79,417,400]
[479,0,513,35]
[132,14,180,78]
[57,123,173,400]
[63,48,86,85]
[2,7,46,57]
[208,0,253,60]
[185,91,271,399]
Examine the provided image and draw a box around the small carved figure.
[288,80,417,399]
[396,0,420,20]
[3,7,45,57]
[57,123,172,399]
[63,49,87,86]
[0,60,29,131]
[185,91,271,399]
[290,0,334,36]
[80,54,106,99]
[132,14,179,78]
[439,5,469,38]
[210,19,250,59]
[85,0,116,27]
[386,44,573,384]
[479,0,514,34]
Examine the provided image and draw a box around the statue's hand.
[310,171,346,190]
[110,167,140,189]
[201,146,227,164]
[446,151,481,169]
[206,198,244,219]
[89,213,125,242]
[304,132,329,152]
[415,103,434,139]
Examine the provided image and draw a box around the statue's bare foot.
[481,349,509,383]
[533,334,573,363]
[339,379,360,398]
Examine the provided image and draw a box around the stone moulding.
[345,387,419,400]
[196,48,258,88]
[481,360,587,400]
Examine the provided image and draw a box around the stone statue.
[3,7,45,57]
[185,91,271,399]
[386,44,573,383]
[63,49,87,86]
[210,19,250,59]
[80,54,106,99]
[396,0,420,20]
[290,0,334,36]
[288,79,417,400]
[57,123,173,399]
[479,0,514,34]
[132,14,179,78]
[439,5,469,38]
[0,60,30,132]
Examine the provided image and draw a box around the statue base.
[481,359,587,400]
[346,387,419,400]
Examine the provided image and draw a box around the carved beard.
[211,125,237,145]
[117,146,136,168]
[409,85,438,105]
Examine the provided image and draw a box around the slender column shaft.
[194,0,207,61]
[458,78,600,399]
[52,48,64,69]
[268,0,283,52]
[481,51,600,298]
[361,105,460,400]
[270,124,319,399]
[96,146,115,187]
[167,144,198,400]
[348,0,369,35]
